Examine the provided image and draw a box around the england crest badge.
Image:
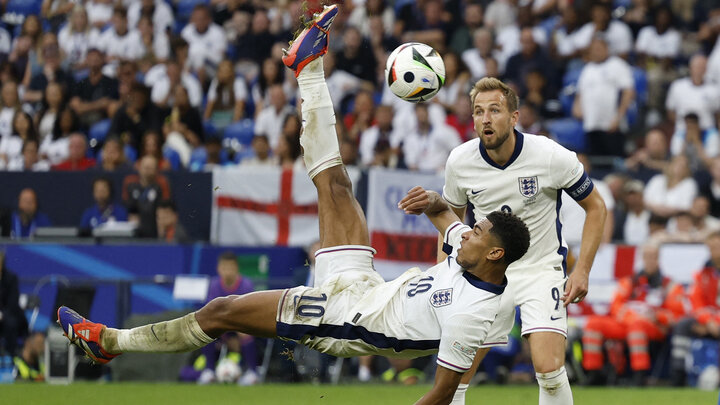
[518,176,538,198]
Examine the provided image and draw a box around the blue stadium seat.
[124,145,137,163]
[559,66,583,117]
[626,68,648,127]
[188,147,207,172]
[203,120,217,138]
[222,119,254,152]
[89,119,112,146]
[546,118,585,153]
[3,0,41,24]
[163,147,182,170]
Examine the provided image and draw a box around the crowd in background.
[3,0,720,388]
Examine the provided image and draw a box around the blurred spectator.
[516,103,543,135]
[136,131,171,171]
[150,59,202,109]
[136,15,171,71]
[41,0,75,32]
[462,27,499,80]
[234,8,276,65]
[69,48,118,129]
[0,80,20,138]
[162,86,204,167]
[0,251,28,355]
[340,138,359,166]
[614,179,650,245]
[484,0,517,35]
[552,7,585,63]
[666,55,720,139]
[671,113,719,172]
[625,129,670,182]
[449,2,483,55]
[347,0,394,39]
[122,155,171,237]
[336,26,377,83]
[680,195,720,241]
[250,58,287,112]
[0,111,38,168]
[671,231,720,386]
[445,96,475,143]
[99,136,132,172]
[644,154,698,217]
[241,134,277,167]
[709,36,720,85]
[575,2,633,58]
[561,153,615,246]
[435,52,471,112]
[573,36,634,157]
[36,82,65,143]
[399,0,449,52]
[204,59,248,128]
[276,132,303,170]
[127,0,174,34]
[520,69,561,118]
[255,84,294,150]
[23,40,72,108]
[359,105,399,167]
[156,199,190,243]
[109,83,163,147]
[43,107,79,165]
[86,0,114,29]
[621,0,651,36]
[144,37,191,85]
[112,61,140,116]
[635,6,680,114]
[13,332,45,381]
[94,6,144,65]
[0,27,10,62]
[202,137,226,170]
[324,51,365,114]
[18,17,47,88]
[52,133,96,171]
[402,103,461,172]
[181,5,227,84]
[58,7,98,70]
[699,158,720,218]
[582,242,685,385]
[494,6,548,74]
[344,91,375,142]
[7,139,50,172]
[10,188,51,239]
[80,177,128,231]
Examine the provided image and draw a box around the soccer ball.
[215,358,241,383]
[385,42,445,103]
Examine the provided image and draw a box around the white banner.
[211,165,359,246]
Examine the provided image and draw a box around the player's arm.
[414,365,463,405]
[563,187,607,306]
[437,205,466,262]
[398,187,460,236]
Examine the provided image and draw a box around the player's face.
[472,90,518,150]
[456,217,498,268]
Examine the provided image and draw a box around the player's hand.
[563,268,589,307]
[398,186,431,215]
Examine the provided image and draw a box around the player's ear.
[487,247,505,262]
[511,109,519,126]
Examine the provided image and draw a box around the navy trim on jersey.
[276,322,440,352]
[478,130,524,170]
[462,272,507,294]
[555,190,568,276]
[438,358,470,371]
[564,171,594,201]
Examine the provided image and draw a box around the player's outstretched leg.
[283,4,369,250]
[58,290,283,363]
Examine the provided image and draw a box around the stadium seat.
[89,119,112,147]
[163,147,182,170]
[559,66,583,117]
[203,120,217,138]
[626,68,648,128]
[2,0,41,25]
[222,119,254,152]
[188,147,207,172]
[124,145,138,163]
[546,118,585,152]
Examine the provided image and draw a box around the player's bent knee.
[536,366,569,396]
[198,296,235,332]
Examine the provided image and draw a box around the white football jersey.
[284,222,506,373]
[443,131,592,273]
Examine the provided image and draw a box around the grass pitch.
[1,383,716,404]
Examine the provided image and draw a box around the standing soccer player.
[438,78,607,404]
[57,6,532,403]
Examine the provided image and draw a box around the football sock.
[450,383,468,405]
[102,312,214,354]
[536,366,573,405]
[296,56,342,179]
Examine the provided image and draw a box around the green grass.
[1,383,716,404]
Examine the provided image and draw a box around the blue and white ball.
[385,42,446,103]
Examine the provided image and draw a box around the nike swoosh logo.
[471,189,486,195]
[550,316,562,321]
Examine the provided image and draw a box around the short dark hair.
[486,211,530,264]
[218,251,237,263]
[156,199,176,212]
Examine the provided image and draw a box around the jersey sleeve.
[551,144,594,201]
[437,313,492,373]
[442,153,468,208]
[441,221,471,257]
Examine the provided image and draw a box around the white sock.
[450,383,468,405]
[536,366,573,405]
[296,56,342,179]
[104,312,215,353]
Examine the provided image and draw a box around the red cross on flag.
[211,166,360,246]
